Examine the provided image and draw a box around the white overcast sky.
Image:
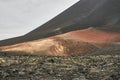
[0,0,79,40]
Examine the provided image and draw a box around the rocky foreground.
[0,53,119,80]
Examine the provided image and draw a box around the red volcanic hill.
[0,37,99,56]
[0,28,120,56]
[0,31,98,56]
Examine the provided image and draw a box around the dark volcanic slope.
[25,0,120,37]
[0,0,120,46]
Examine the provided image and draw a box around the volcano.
[0,0,120,56]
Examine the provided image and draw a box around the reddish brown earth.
[0,28,120,56]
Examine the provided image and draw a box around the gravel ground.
[0,53,120,80]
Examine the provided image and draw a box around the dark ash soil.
[0,53,119,80]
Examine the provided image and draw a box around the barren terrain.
[0,53,119,80]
